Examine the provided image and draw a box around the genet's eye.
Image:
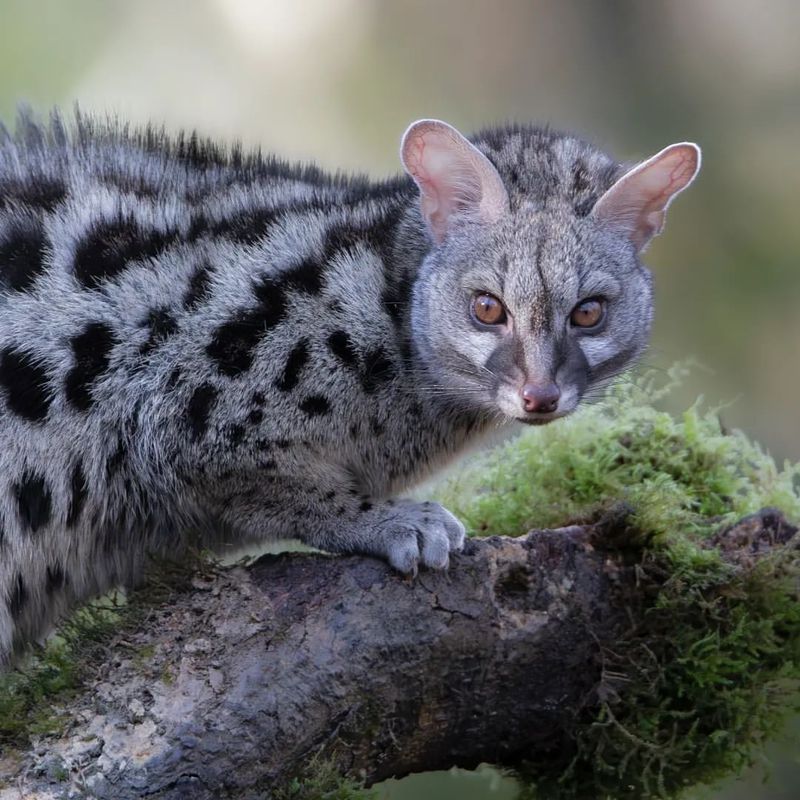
[570,298,605,329]
[471,293,507,326]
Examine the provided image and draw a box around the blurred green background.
[1,0,796,797]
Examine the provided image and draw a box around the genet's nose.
[521,382,560,414]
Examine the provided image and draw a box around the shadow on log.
[0,508,796,799]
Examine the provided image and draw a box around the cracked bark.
[0,508,795,800]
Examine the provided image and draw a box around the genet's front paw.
[372,500,465,575]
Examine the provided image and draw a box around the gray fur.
[0,111,695,662]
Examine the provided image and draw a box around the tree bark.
[0,508,795,800]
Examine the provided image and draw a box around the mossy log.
[0,508,796,800]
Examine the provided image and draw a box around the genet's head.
[400,119,700,424]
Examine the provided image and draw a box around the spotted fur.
[0,110,699,662]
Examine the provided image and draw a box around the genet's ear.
[592,142,701,252]
[400,119,509,244]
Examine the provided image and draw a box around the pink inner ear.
[400,119,509,243]
[593,142,700,251]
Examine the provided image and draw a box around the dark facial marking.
[9,574,28,617]
[360,348,396,394]
[67,461,88,527]
[484,336,523,385]
[0,220,47,292]
[15,471,52,533]
[140,308,178,356]
[183,264,213,309]
[556,337,591,399]
[0,347,52,422]
[187,383,219,439]
[299,394,331,416]
[275,339,309,392]
[65,322,116,412]
[74,214,178,288]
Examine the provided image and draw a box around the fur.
[0,110,696,662]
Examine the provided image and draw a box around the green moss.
[431,364,800,799]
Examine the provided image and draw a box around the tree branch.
[0,508,796,800]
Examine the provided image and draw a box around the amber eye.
[471,293,507,326]
[570,298,605,329]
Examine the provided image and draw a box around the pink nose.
[521,382,560,414]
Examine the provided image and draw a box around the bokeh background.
[1,1,796,797]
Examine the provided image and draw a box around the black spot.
[360,348,396,394]
[381,270,414,329]
[274,438,292,450]
[260,458,277,470]
[275,339,309,392]
[322,224,364,264]
[212,207,279,245]
[100,171,159,200]
[252,391,265,406]
[572,160,590,194]
[349,423,359,440]
[337,506,347,516]
[64,322,116,411]
[323,206,401,268]
[279,258,323,294]
[324,490,336,501]
[207,277,288,377]
[327,330,359,369]
[67,461,87,527]
[299,395,331,416]
[166,367,182,390]
[15,471,52,533]
[106,437,127,479]
[183,264,213,308]
[187,383,219,440]
[0,176,67,212]
[140,307,178,356]
[0,348,52,422]
[207,312,264,376]
[0,220,47,292]
[186,213,211,242]
[248,408,263,425]
[228,424,246,446]
[46,565,65,594]
[359,500,373,512]
[8,574,28,617]
[73,214,178,288]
